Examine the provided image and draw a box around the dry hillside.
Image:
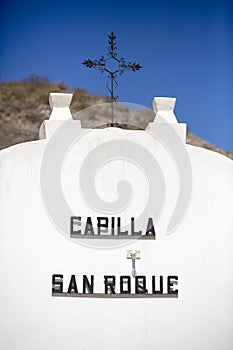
[0,76,232,161]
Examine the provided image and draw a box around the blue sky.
[0,0,232,151]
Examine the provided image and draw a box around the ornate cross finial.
[82,32,142,126]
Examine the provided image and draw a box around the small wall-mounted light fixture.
[127,250,141,278]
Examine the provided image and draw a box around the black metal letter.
[83,275,94,294]
[167,276,178,295]
[111,217,115,235]
[104,276,116,294]
[97,217,108,235]
[152,276,163,294]
[67,275,78,293]
[70,216,81,236]
[84,217,94,235]
[52,274,63,293]
[145,217,156,237]
[117,217,128,235]
[120,276,131,294]
[131,217,142,236]
[135,276,147,294]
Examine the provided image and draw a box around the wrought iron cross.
[82,32,142,126]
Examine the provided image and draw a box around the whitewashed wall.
[0,95,232,350]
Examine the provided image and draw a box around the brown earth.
[0,77,232,161]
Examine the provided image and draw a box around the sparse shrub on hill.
[0,75,105,149]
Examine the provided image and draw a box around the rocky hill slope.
[0,77,232,160]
